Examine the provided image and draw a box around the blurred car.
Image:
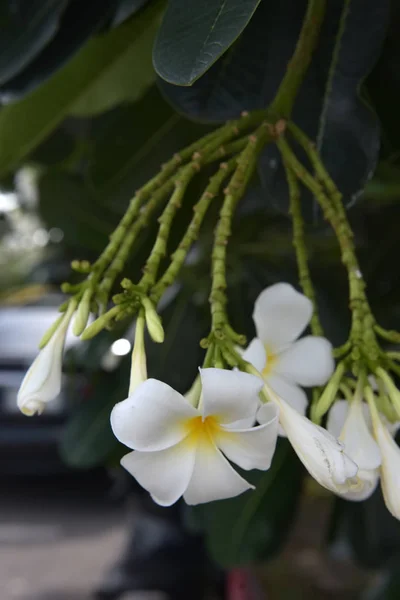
[0,294,85,475]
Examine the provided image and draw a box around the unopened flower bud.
[129,314,147,395]
[73,289,92,336]
[142,298,164,343]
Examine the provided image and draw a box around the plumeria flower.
[327,396,381,501]
[328,392,400,518]
[259,387,359,495]
[242,283,334,424]
[17,302,76,416]
[111,368,279,506]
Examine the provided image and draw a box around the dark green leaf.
[0,0,119,102]
[157,0,305,121]
[159,0,388,217]
[315,0,388,209]
[187,440,302,567]
[110,0,153,27]
[0,0,68,85]
[153,0,262,85]
[366,5,400,156]
[87,85,210,196]
[60,369,125,468]
[260,0,389,218]
[0,0,163,177]
[38,171,118,253]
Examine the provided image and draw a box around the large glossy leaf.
[153,0,262,86]
[110,0,153,27]
[0,0,68,85]
[59,369,127,468]
[260,0,389,218]
[87,85,210,199]
[187,440,302,567]
[69,3,161,116]
[0,0,163,177]
[158,0,305,122]
[39,171,118,253]
[159,0,388,216]
[0,0,119,103]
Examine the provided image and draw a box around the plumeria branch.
[201,124,273,367]
[285,161,324,337]
[276,126,400,428]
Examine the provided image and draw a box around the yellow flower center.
[262,345,277,378]
[184,415,222,448]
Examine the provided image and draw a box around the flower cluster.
[16,282,400,515]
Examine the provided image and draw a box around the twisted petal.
[111,379,198,452]
[200,368,263,425]
[214,403,279,470]
[183,435,253,505]
[370,408,400,519]
[264,396,358,494]
[267,373,308,416]
[274,336,334,387]
[327,398,381,501]
[326,400,349,438]
[253,283,312,352]
[328,399,381,471]
[120,439,196,506]
[339,468,380,502]
[241,338,266,372]
[17,306,74,416]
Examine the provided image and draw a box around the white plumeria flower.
[260,388,358,495]
[111,368,279,506]
[370,412,400,519]
[327,398,381,501]
[17,302,76,416]
[242,283,334,425]
[367,394,400,519]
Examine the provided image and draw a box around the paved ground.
[0,474,159,600]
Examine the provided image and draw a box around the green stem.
[140,164,198,290]
[151,158,237,303]
[98,177,176,308]
[277,136,369,351]
[270,0,326,117]
[374,325,400,344]
[285,162,324,336]
[210,126,271,335]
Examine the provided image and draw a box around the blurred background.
[2,1,400,599]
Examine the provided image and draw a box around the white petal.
[200,368,263,424]
[326,400,349,438]
[338,468,380,502]
[274,336,334,387]
[241,338,266,372]
[338,398,381,471]
[120,439,196,506]
[371,410,400,519]
[111,379,198,451]
[224,416,257,430]
[267,374,308,416]
[267,396,358,494]
[183,435,253,505]
[214,403,279,470]
[253,283,312,352]
[17,307,73,416]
